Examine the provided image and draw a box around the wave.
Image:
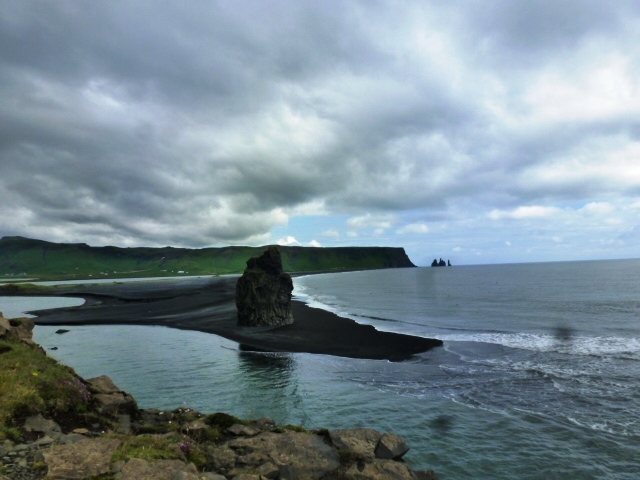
[439,332,640,360]
[294,282,640,361]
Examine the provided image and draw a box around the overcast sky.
[1,1,639,265]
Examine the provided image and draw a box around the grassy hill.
[0,237,415,281]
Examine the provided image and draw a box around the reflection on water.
[236,350,304,422]
[238,350,296,383]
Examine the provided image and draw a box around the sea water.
[21,260,640,479]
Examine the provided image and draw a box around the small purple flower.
[178,441,193,457]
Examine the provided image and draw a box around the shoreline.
[2,311,440,480]
[7,277,442,362]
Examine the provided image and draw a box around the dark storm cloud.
[1,1,638,259]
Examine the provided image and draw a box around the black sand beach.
[23,276,442,361]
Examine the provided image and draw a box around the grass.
[0,337,92,440]
[110,433,184,462]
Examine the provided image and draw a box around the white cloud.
[346,214,395,230]
[308,239,322,247]
[277,236,301,246]
[489,206,561,220]
[579,202,615,216]
[396,223,430,235]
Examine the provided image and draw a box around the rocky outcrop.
[235,247,294,327]
[1,378,438,479]
[86,375,138,415]
[0,312,36,347]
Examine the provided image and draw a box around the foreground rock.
[236,247,295,327]
[1,376,438,479]
[0,312,36,347]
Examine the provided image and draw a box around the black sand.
[24,276,442,361]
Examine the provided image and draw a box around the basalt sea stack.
[236,247,295,327]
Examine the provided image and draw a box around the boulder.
[374,432,410,460]
[223,430,340,478]
[42,437,121,479]
[228,423,260,437]
[120,458,201,480]
[86,375,138,414]
[235,247,294,327]
[206,445,237,472]
[23,414,62,439]
[329,428,383,463]
[86,375,121,394]
[343,458,416,480]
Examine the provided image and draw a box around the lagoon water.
[14,260,640,478]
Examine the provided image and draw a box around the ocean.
[7,260,640,479]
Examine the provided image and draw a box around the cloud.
[489,206,561,220]
[346,214,395,231]
[579,202,615,216]
[0,1,638,263]
[396,223,430,235]
[277,236,301,246]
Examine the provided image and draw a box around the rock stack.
[235,247,294,327]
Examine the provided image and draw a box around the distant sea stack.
[431,258,451,267]
[235,247,295,327]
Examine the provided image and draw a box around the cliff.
[0,236,415,280]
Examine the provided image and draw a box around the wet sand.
[24,276,443,361]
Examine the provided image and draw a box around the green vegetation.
[203,412,248,430]
[0,236,415,280]
[274,424,310,433]
[0,337,93,440]
[110,433,184,462]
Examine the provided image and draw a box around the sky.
[1,1,639,266]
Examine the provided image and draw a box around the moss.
[273,424,309,434]
[186,444,208,469]
[32,462,48,471]
[110,434,183,463]
[0,425,20,442]
[203,412,248,430]
[172,409,202,423]
[134,422,179,435]
[203,426,222,442]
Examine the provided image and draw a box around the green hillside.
[0,237,415,281]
